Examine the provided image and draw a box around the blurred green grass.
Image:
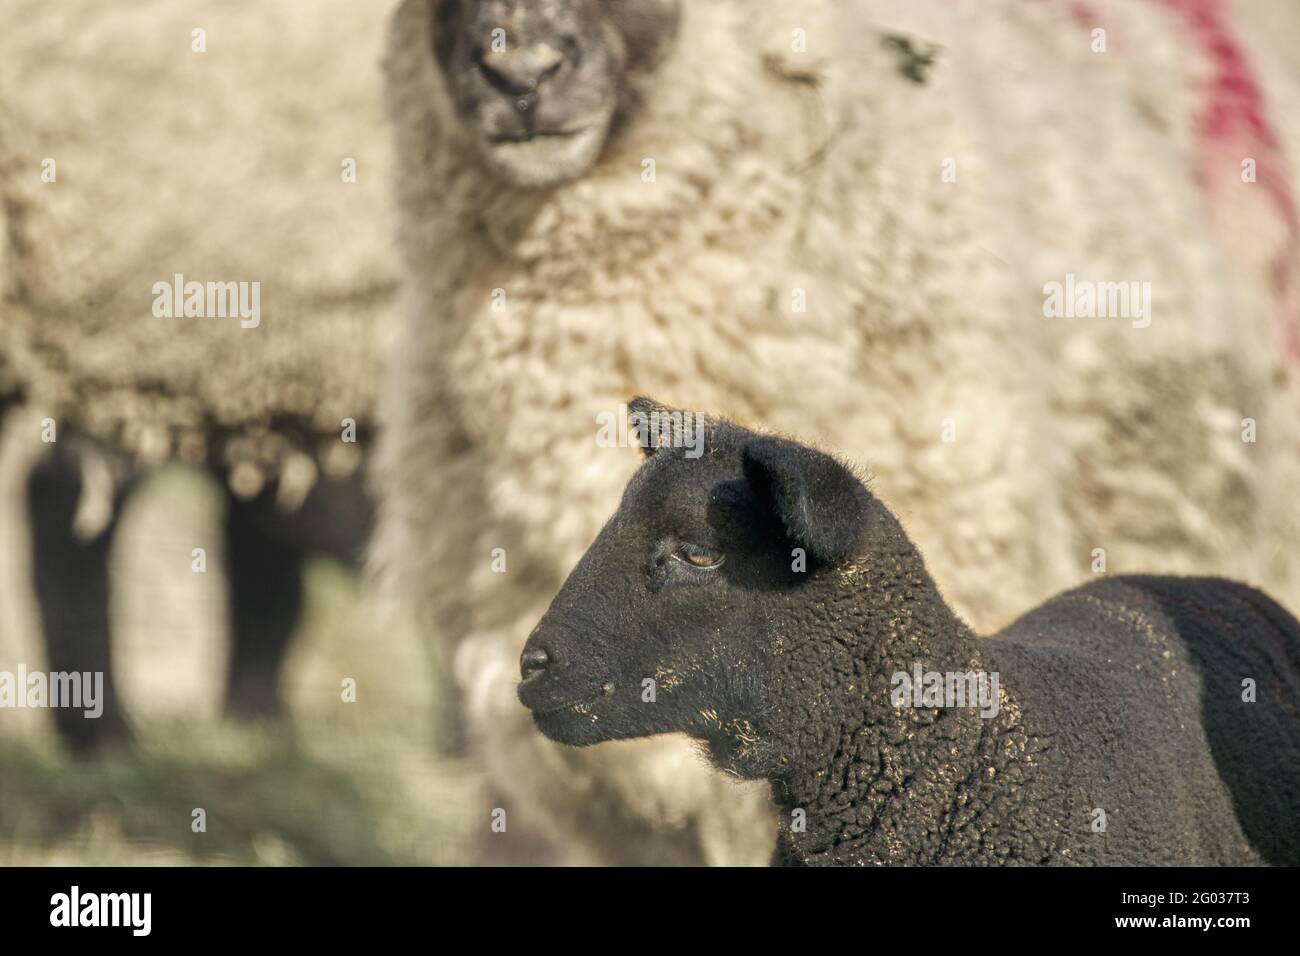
[0,723,480,866]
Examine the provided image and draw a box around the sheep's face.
[431,0,680,188]
[518,399,874,766]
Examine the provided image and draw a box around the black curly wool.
[765,562,1300,866]
[519,403,1300,866]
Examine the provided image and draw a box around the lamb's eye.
[672,547,724,570]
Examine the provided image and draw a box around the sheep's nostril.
[520,646,552,682]
[476,44,566,99]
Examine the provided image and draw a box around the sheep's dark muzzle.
[518,635,589,706]
[517,674,610,747]
[519,645,552,683]
[517,624,622,746]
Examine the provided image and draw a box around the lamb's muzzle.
[519,645,553,683]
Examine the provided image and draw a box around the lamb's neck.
[766,536,1014,865]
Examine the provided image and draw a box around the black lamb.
[517,398,1300,865]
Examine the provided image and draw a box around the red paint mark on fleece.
[1156,0,1300,362]
[1064,1,1100,28]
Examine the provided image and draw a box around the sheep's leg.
[25,444,132,752]
[221,485,304,720]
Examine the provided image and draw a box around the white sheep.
[375,0,1300,864]
[0,0,398,738]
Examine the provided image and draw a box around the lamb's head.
[430,0,680,188]
[518,398,878,773]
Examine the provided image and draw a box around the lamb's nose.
[520,646,552,682]
[476,43,565,100]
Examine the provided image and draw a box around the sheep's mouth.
[518,676,619,745]
[475,115,611,188]
[516,677,606,717]
[486,126,589,144]
[527,699,610,747]
[523,696,597,717]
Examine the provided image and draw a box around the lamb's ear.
[628,395,694,457]
[742,437,870,565]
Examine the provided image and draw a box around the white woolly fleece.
[0,0,399,470]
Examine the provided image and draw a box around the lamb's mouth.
[524,697,597,717]
[526,698,609,747]
[517,679,597,714]
[517,678,615,718]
